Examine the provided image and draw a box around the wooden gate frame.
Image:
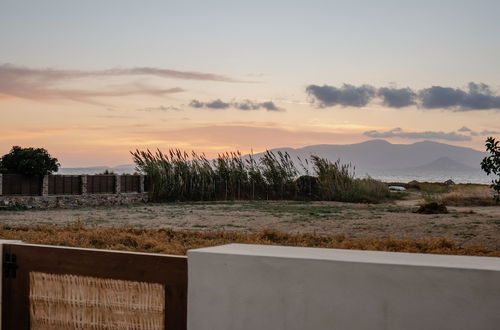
[2,243,187,330]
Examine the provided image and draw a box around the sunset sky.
[1,0,500,166]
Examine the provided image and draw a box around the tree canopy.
[0,146,60,177]
[480,137,500,203]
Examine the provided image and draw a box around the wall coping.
[188,244,500,271]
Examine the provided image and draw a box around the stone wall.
[0,193,148,209]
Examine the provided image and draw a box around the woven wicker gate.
[2,244,187,330]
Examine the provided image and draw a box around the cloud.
[363,128,472,141]
[419,83,500,111]
[455,127,499,136]
[137,105,183,112]
[377,87,417,108]
[189,99,283,111]
[0,63,241,104]
[478,129,500,135]
[419,86,465,109]
[305,82,500,111]
[260,101,281,111]
[0,63,239,83]
[205,99,231,109]
[189,100,204,108]
[306,84,376,107]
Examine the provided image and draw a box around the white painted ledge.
[188,244,500,330]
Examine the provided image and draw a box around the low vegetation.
[414,202,448,214]
[440,185,498,206]
[1,223,498,257]
[390,181,498,207]
[131,148,390,203]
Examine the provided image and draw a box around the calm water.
[362,170,492,184]
[61,167,494,185]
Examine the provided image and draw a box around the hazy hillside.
[257,140,486,171]
[59,140,491,183]
[410,157,478,172]
[59,164,136,175]
[252,140,490,183]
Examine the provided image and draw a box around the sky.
[1,0,499,166]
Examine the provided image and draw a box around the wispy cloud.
[189,99,283,111]
[0,63,239,83]
[0,63,242,104]
[453,126,499,136]
[306,82,500,111]
[137,105,183,112]
[363,127,472,141]
[469,129,500,136]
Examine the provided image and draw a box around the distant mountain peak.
[358,139,392,146]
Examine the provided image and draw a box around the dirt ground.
[1,197,499,249]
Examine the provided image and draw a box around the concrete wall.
[188,244,500,330]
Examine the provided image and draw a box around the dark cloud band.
[307,82,500,111]
[306,84,376,107]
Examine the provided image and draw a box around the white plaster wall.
[188,244,500,330]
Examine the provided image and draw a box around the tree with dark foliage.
[0,146,60,177]
[480,137,500,203]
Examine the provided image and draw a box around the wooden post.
[115,175,121,194]
[0,174,3,196]
[139,175,145,193]
[81,175,88,195]
[42,175,49,196]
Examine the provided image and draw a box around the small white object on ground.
[389,185,406,191]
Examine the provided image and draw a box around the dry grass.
[1,223,498,257]
[440,185,497,206]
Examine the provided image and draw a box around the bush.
[351,177,391,203]
[415,202,448,214]
[311,157,390,203]
[295,175,322,200]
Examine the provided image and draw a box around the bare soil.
[1,197,499,249]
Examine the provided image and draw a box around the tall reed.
[131,148,389,203]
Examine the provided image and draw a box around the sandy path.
[1,200,499,249]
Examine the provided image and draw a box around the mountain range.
[59,140,491,183]
[256,140,486,173]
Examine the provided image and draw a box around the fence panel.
[2,243,187,330]
[48,175,82,195]
[86,175,116,194]
[121,175,141,193]
[1,174,42,196]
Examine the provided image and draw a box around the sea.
[360,169,492,185]
[60,168,493,185]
